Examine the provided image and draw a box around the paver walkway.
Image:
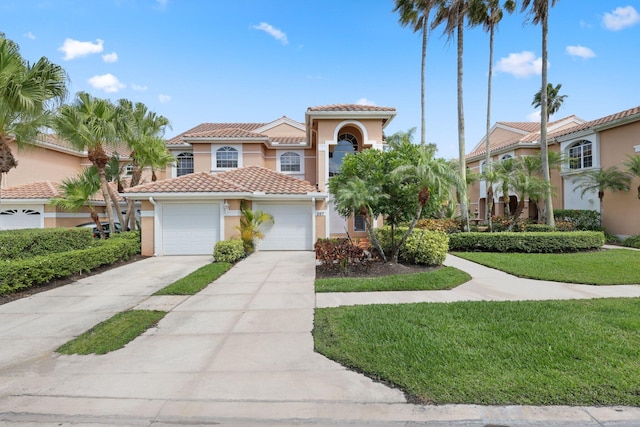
[0,250,639,426]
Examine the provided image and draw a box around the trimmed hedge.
[449,231,605,253]
[623,235,640,249]
[553,209,601,231]
[523,224,555,232]
[376,226,449,266]
[213,239,245,263]
[0,227,94,260]
[0,232,141,296]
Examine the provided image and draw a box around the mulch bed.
[316,260,438,279]
[0,255,149,306]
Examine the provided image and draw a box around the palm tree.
[494,157,518,219]
[0,34,68,198]
[509,170,550,229]
[521,0,559,227]
[236,203,274,254]
[532,82,567,119]
[574,167,631,227]
[393,0,437,146]
[50,167,105,237]
[480,163,500,231]
[624,154,640,199]
[55,92,119,234]
[468,0,515,223]
[393,144,462,263]
[116,99,173,230]
[520,151,563,221]
[433,0,470,231]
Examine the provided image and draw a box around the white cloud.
[102,52,118,63]
[88,73,125,93]
[527,110,541,122]
[25,32,36,40]
[603,6,640,31]
[131,83,148,91]
[59,38,104,60]
[252,22,288,45]
[158,94,171,104]
[356,98,376,106]
[495,51,544,78]
[566,45,596,59]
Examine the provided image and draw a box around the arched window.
[280,152,301,172]
[329,133,358,176]
[176,152,193,176]
[568,140,592,170]
[216,146,238,168]
[501,154,513,161]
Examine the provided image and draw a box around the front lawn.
[314,298,640,406]
[453,249,640,285]
[315,266,470,293]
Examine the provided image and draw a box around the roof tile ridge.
[210,171,249,192]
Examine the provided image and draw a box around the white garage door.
[161,203,220,255]
[0,206,42,230]
[255,202,312,251]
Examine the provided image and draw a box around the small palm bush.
[236,203,274,254]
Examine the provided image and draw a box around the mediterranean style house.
[466,105,640,237]
[124,104,396,255]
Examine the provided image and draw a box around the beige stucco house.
[467,105,640,237]
[124,104,396,256]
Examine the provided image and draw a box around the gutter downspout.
[311,197,316,248]
[149,197,158,257]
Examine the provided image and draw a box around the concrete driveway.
[1,251,640,426]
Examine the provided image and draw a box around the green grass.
[314,298,640,406]
[315,267,471,293]
[452,250,640,285]
[154,262,232,295]
[57,310,166,355]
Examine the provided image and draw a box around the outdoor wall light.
[223,200,230,213]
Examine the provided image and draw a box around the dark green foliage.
[0,232,141,295]
[213,239,245,263]
[415,218,462,234]
[154,262,232,295]
[523,223,555,232]
[553,209,601,230]
[376,226,449,265]
[623,235,640,249]
[448,231,605,253]
[315,238,368,273]
[0,227,94,260]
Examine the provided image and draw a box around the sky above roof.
[2,0,639,160]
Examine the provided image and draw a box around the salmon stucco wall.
[4,141,83,188]
[140,200,155,256]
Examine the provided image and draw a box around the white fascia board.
[248,193,326,200]
[182,137,268,143]
[493,123,531,135]
[554,129,595,143]
[0,199,50,204]
[123,192,252,200]
[305,110,397,125]
[254,117,306,133]
[593,113,640,132]
[166,143,193,149]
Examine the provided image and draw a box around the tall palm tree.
[574,166,631,227]
[468,0,515,222]
[509,170,550,229]
[55,92,119,234]
[433,0,470,231]
[393,0,437,146]
[521,0,559,227]
[480,164,501,231]
[116,99,173,230]
[50,167,105,237]
[0,34,68,198]
[532,82,567,119]
[624,154,640,199]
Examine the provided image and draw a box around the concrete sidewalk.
[1,251,640,426]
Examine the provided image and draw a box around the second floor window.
[568,140,592,170]
[280,152,301,172]
[176,152,194,176]
[216,146,238,168]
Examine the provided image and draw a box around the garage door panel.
[0,206,42,230]
[256,203,312,251]
[161,203,219,255]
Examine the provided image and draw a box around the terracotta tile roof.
[548,105,640,139]
[1,181,62,199]
[183,128,268,139]
[307,104,396,112]
[495,121,540,133]
[167,122,267,145]
[125,166,318,195]
[270,136,307,145]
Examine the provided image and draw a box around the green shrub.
[524,224,555,232]
[623,235,640,249]
[0,233,141,296]
[314,238,368,272]
[0,227,94,260]
[555,221,576,232]
[553,209,601,230]
[213,239,245,263]
[376,226,449,265]
[415,218,461,234]
[449,231,605,253]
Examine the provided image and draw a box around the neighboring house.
[467,105,640,237]
[0,134,147,230]
[125,104,396,256]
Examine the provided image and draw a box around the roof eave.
[305,110,397,128]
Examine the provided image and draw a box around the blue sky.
[2,0,639,159]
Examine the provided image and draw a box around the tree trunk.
[487,185,494,232]
[484,26,494,225]
[420,25,427,146]
[540,7,555,227]
[106,182,125,228]
[97,167,115,238]
[365,208,386,263]
[456,12,469,232]
[124,164,144,231]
